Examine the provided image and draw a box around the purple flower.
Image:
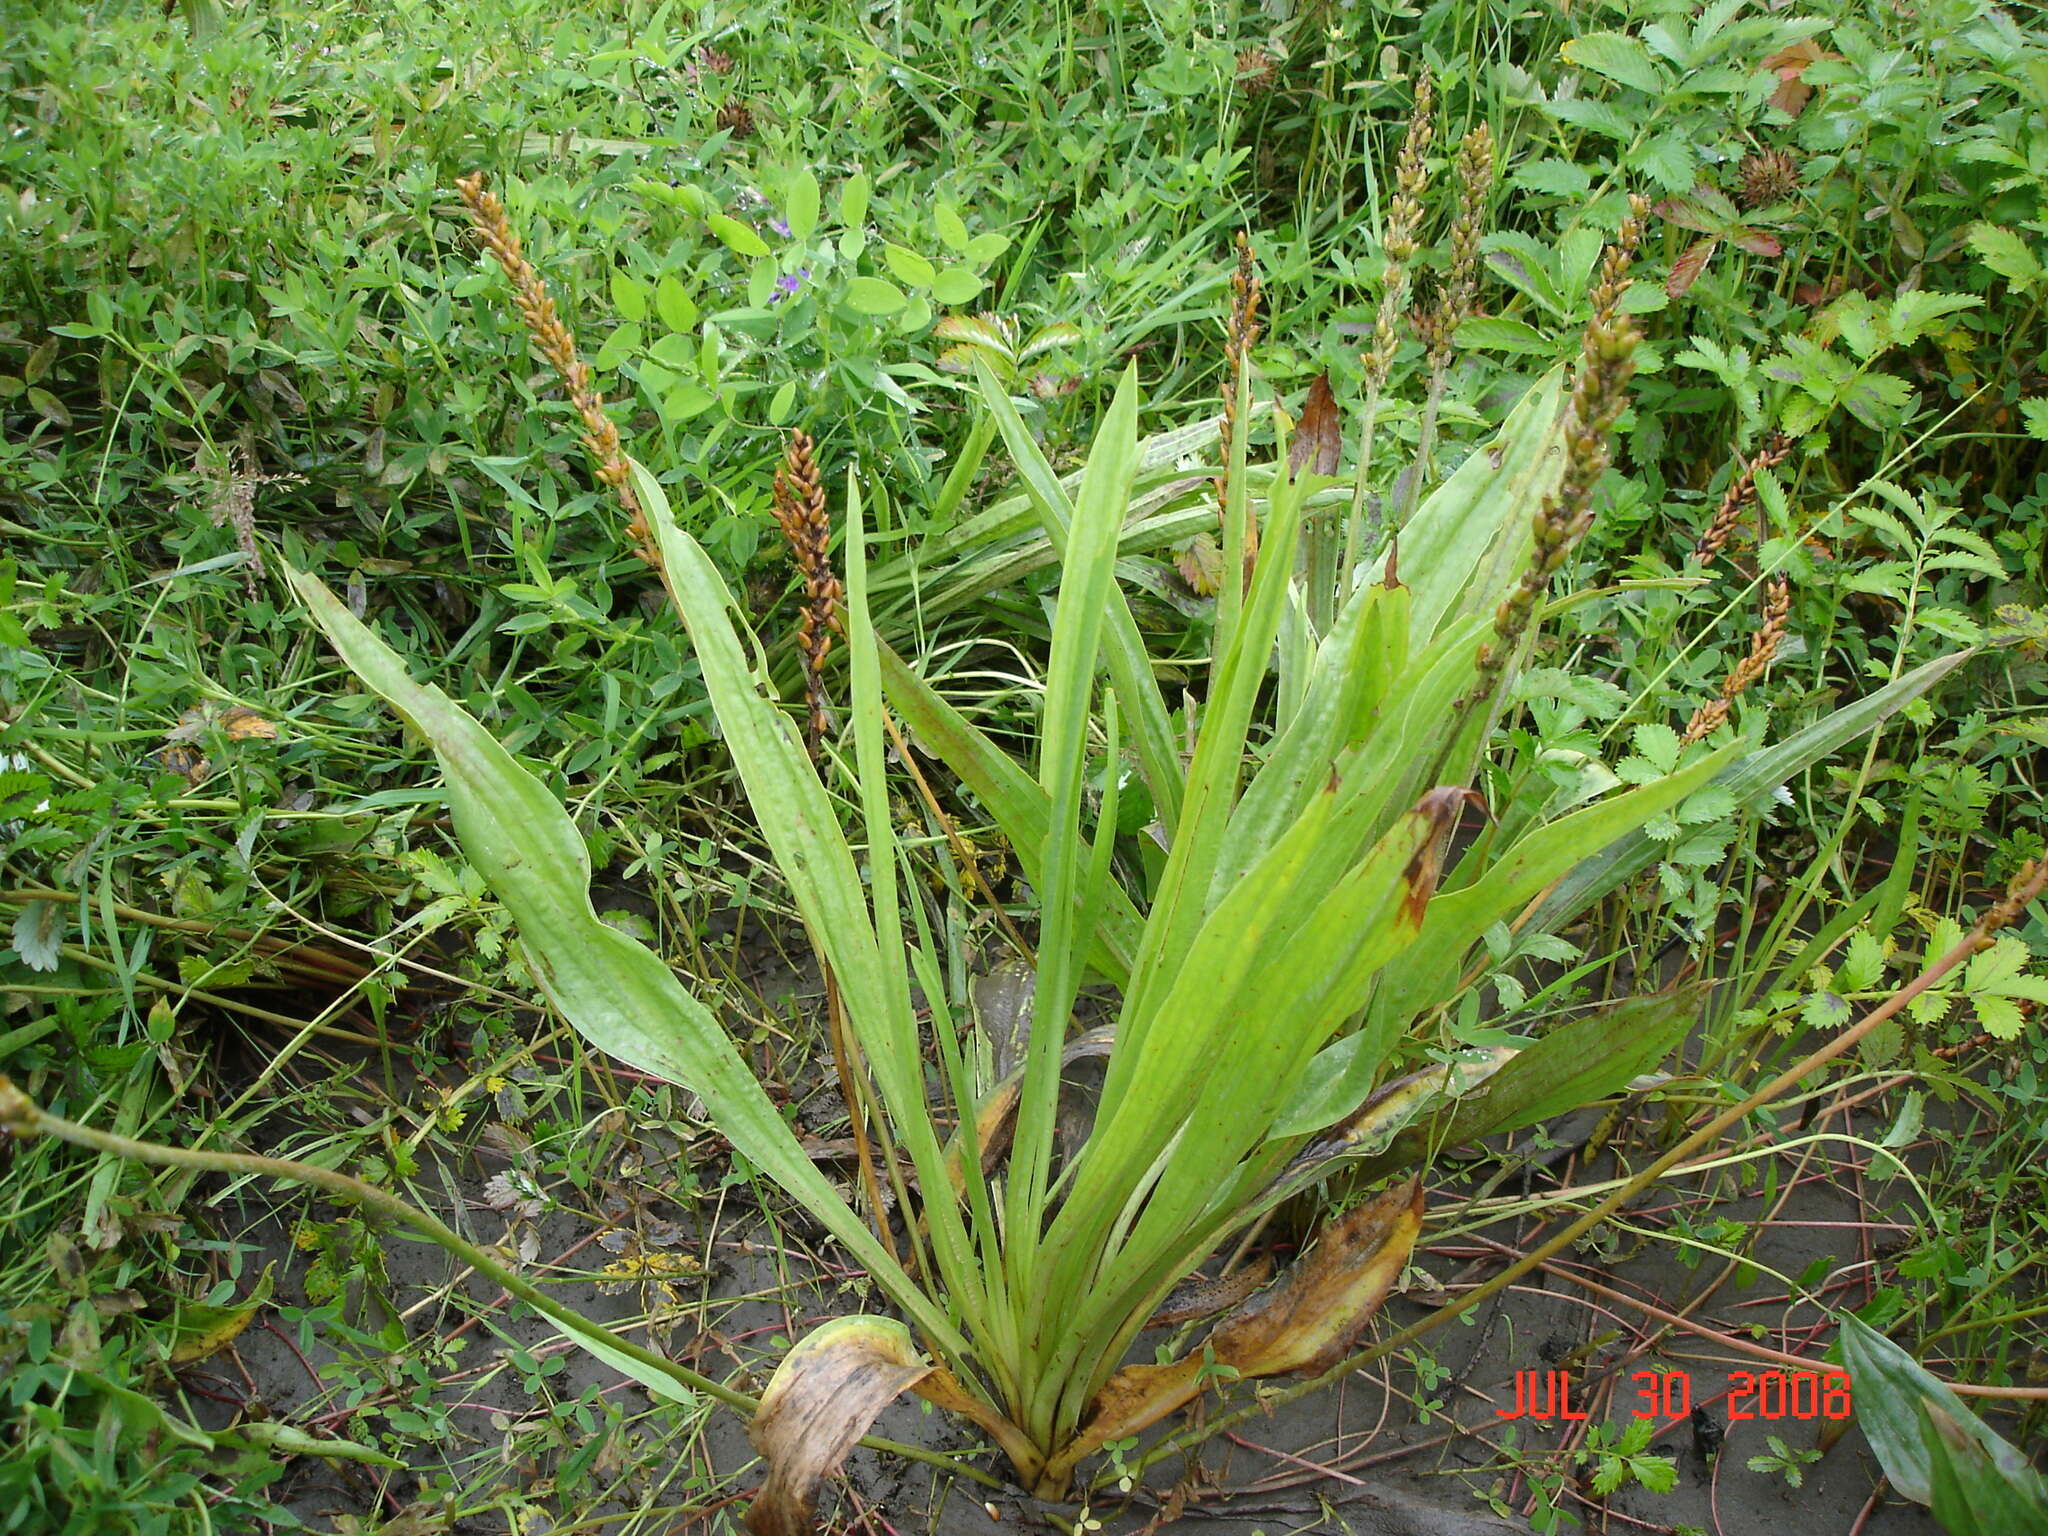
[770,268,811,303]
[769,217,791,238]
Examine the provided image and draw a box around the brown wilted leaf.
[1206,1178,1423,1376]
[745,1318,936,1536]
[220,705,277,740]
[1056,1180,1424,1484]
[1666,238,1719,299]
[1761,39,1831,118]
[1287,373,1342,478]
[1175,532,1223,597]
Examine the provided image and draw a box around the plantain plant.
[270,329,1959,1530]
[10,180,1967,1533]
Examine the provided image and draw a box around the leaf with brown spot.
[1666,238,1718,299]
[1288,373,1342,478]
[1401,788,1486,927]
[1175,533,1223,597]
[744,1318,936,1536]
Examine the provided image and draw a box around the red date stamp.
[1496,1368,1853,1421]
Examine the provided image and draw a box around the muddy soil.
[191,1075,1988,1536]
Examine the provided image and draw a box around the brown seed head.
[1693,432,1792,565]
[1365,70,1436,388]
[1737,147,1800,209]
[1683,576,1790,743]
[1475,196,1648,683]
[456,172,654,562]
[772,430,844,756]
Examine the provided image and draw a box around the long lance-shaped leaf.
[1006,366,1142,1295]
[1520,650,1973,936]
[972,357,1184,841]
[1382,368,1566,648]
[626,466,989,1346]
[877,640,1143,984]
[843,474,992,1330]
[1097,448,1311,1119]
[1330,987,1702,1188]
[1051,790,1464,1423]
[1212,576,1404,893]
[283,567,964,1361]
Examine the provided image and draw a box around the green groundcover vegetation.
[2,0,2045,1532]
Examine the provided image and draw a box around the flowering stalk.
[1403,122,1495,525]
[1215,231,1264,620]
[770,430,846,758]
[455,172,657,566]
[1331,69,1435,620]
[1693,432,1792,565]
[1471,195,1650,696]
[1683,576,1790,743]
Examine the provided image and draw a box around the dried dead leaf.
[744,1317,936,1536]
[1059,1180,1423,1481]
[1761,39,1831,118]
[1207,1178,1423,1376]
[1288,373,1342,478]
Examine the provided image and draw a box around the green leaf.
[843,276,908,315]
[593,321,642,370]
[1561,31,1670,93]
[1923,1404,2048,1536]
[783,167,821,241]
[283,562,964,1361]
[935,203,970,253]
[839,172,870,232]
[932,266,984,305]
[706,213,770,257]
[1967,224,2043,292]
[1839,1314,2048,1513]
[611,272,648,322]
[655,274,698,332]
[883,243,936,288]
[1456,316,1556,355]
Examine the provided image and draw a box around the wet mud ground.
[193,1076,1995,1536]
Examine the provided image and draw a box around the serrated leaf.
[1676,784,1737,823]
[1838,929,1885,991]
[1455,315,1554,355]
[1974,995,2025,1041]
[1966,224,2043,291]
[11,899,62,972]
[1561,31,1669,93]
[1631,133,1697,193]
[1632,722,1682,774]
